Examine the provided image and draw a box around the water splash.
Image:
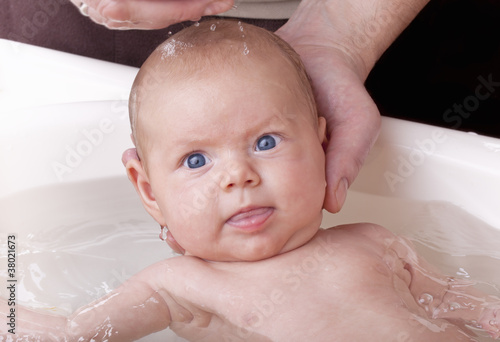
[243,42,249,56]
[160,39,194,60]
[418,293,434,305]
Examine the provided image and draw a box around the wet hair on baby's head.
[129,19,317,165]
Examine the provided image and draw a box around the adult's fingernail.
[335,178,349,209]
[203,1,232,16]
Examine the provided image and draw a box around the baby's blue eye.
[184,153,209,169]
[256,135,281,151]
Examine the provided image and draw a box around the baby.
[3,20,500,342]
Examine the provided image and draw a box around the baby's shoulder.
[321,222,398,249]
[322,223,417,265]
[325,222,395,239]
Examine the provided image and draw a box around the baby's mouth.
[226,207,274,231]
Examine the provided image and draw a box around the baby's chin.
[181,242,284,262]
[184,231,320,262]
[184,250,279,263]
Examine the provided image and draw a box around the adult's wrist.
[280,0,430,81]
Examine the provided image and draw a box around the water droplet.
[232,4,238,10]
[243,42,249,55]
[194,21,200,27]
[490,319,498,327]
[449,302,461,311]
[159,226,168,241]
[418,293,433,305]
[210,24,216,31]
[457,267,470,278]
[160,39,194,60]
[168,31,172,35]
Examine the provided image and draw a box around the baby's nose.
[219,158,261,191]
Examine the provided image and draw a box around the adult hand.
[70,0,234,29]
[277,0,429,213]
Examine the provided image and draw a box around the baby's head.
[127,19,327,262]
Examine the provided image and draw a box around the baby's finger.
[480,306,500,339]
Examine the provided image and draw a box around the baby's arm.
[66,261,173,341]
[1,260,181,341]
[388,234,500,338]
[1,300,68,339]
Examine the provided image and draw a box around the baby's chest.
[205,252,401,333]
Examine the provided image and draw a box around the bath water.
[1,177,499,341]
[0,177,185,341]
[396,201,500,342]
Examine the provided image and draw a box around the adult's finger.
[81,0,234,29]
[121,148,139,166]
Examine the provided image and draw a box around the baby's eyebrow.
[242,114,292,138]
[169,137,210,151]
[165,109,296,152]
[263,109,304,130]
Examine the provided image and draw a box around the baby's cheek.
[163,187,203,228]
[280,167,323,208]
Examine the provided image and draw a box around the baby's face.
[137,56,326,261]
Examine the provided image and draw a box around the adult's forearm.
[333,0,430,78]
[283,0,430,80]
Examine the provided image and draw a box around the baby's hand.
[479,302,500,339]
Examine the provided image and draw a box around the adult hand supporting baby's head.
[277,0,429,212]
[297,52,381,213]
[277,4,381,213]
[122,148,186,255]
[70,0,234,30]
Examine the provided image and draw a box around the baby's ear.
[126,159,166,226]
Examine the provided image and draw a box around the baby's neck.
[185,227,323,263]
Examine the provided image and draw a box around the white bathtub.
[1,39,500,341]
